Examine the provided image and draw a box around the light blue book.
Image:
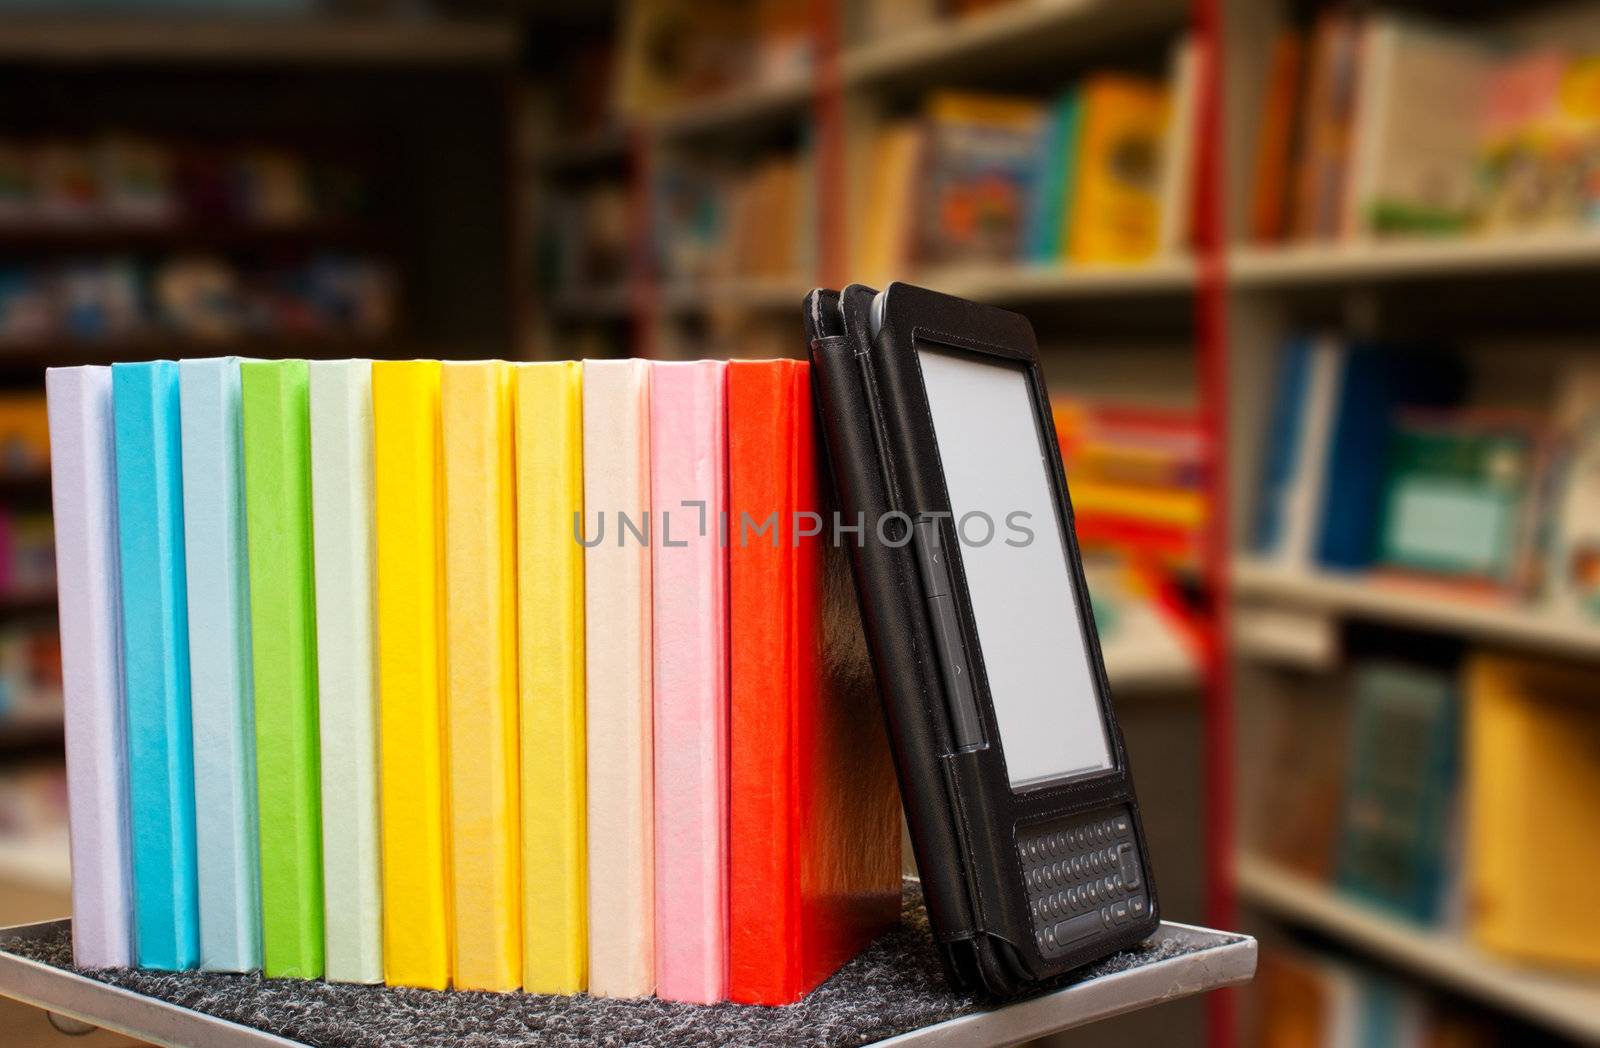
[112,361,199,971]
[178,358,263,973]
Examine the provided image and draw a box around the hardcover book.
[513,361,588,994]
[112,360,200,972]
[307,360,384,984]
[239,360,326,980]
[178,357,263,973]
[47,365,135,969]
[441,361,522,992]
[372,360,452,989]
[726,359,901,1005]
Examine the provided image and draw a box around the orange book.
[1067,76,1171,264]
[725,360,901,1005]
[1249,31,1305,243]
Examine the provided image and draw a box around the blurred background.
[2,0,1600,1046]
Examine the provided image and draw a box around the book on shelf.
[845,39,1195,282]
[1065,74,1171,265]
[1250,12,1600,244]
[1250,337,1466,575]
[1374,411,1548,594]
[1544,360,1600,620]
[1335,660,1460,925]
[1248,945,1503,1048]
[1252,670,1351,881]
[1466,652,1600,971]
[1248,30,1305,244]
[915,91,1050,268]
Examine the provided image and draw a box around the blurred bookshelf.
[0,3,531,930]
[1225,0,1600,1043]
[1237,854,1600,1045]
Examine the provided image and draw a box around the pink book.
[649,361,728,1004]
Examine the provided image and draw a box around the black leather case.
[804,282,1161,997]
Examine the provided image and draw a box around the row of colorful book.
[1254,645,1600,972]
[1252,337,1600,619]
[1249,11,1600,243]
[47,356,900,1003]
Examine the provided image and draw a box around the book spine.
[371,360,452,989]
[649,361,729,1004]
[441,361,522,991]
[307,360,384,985]
[582,359,654,998]
[239,360,325,980]
[111,360,199,972]
[726,360,801,1004]
[46,365,135,969]
[177,357,262,973]
[513,361,587,995]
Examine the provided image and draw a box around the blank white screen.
[917,344,1113,788]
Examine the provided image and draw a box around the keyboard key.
[1051,911,1107,950]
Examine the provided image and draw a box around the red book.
[726,359,902,1005]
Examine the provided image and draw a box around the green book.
[240,360,325,979]
[1376,415,1535,584]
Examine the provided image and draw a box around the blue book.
[112,361,200,971]
[178,358,263,972]
[1315,346,1463,571]
[1252,338,1312,554]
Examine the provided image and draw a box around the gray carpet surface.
[4,884,1231,1047]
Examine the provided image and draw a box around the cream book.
[307,360,384,984]
[582,359,654,998]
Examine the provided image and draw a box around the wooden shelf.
[0,221,384,253]
[920,258,1197,302]
[1229,232,1600,288]
[841,0,1187,90]
[658,276,813,316]
[1233,558,1600,660]
[1237,854,1600,1043]
[647,75,813,142]
[0,16,516,66]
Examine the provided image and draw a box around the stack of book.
[46,356,901,1003]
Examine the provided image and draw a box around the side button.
[1118,843,1142,890]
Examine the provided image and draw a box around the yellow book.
[513,362,587,994]
[1466,653,1600,970]
[371,361,452,989]
[1066,76,1170,265]
[440,362,522,991]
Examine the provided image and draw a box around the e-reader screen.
[916,342,1114,789]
